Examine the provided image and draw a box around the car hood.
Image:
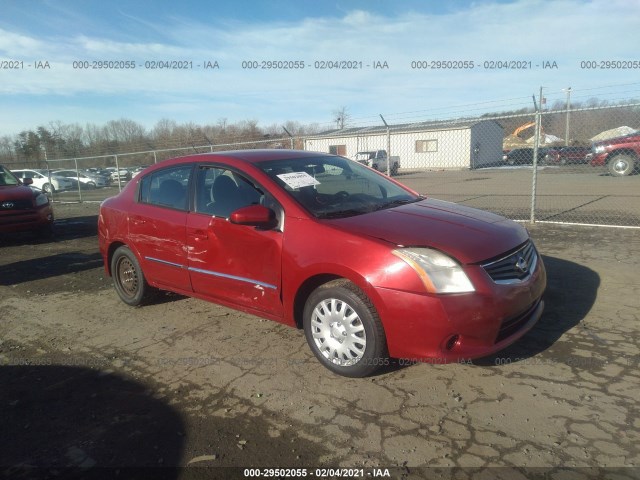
[593,132,640,147]
[0,184,36,202]
[326,198,529,264]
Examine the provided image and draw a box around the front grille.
[481,241,537,284]
[0,199,33,210]
[0,213,39,226]
[495,300,539,343]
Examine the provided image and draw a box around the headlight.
[35,193,49,206]
[392,248,475,294]
[593,145,606,154]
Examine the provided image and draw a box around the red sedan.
[98,150,546,377]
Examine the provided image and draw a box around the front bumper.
[373,254,547,362]
[0,205,54,234]
[589,152,608,166]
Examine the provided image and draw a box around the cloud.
[0,28,46,55]
[0,0,639,134]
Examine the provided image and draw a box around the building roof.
[306,119,500,139]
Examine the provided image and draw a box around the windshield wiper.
[316,209,369,219]
[372,198,420,212]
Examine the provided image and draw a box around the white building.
[304,120,503,170]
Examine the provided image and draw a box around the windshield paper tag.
[277,172,320,189]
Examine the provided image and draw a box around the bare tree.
[333,106,351,129]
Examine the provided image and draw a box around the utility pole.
[530,87,543,224]
[564,87,572,146]
[379,114,391,177]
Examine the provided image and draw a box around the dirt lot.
[1,200,639,479]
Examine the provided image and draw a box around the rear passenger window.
[139,166,192,211]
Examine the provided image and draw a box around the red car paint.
[590,131,640,176]
[0,165,54,236]
[99,150,546,366]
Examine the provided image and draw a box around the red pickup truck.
[589,131,640,176]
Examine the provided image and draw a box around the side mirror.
[22,178,33,186]
[229,205,277,229]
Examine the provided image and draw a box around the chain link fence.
[3,104,639,228]
[305,103,640,228]
[2,137,296,203]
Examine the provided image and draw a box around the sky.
[1,0,639,135]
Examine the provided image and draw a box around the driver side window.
[195,166,276,219]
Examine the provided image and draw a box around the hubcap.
[614,159,628,173]
[117,257,138,298]
[311,298,366,366]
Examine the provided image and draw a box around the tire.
[42,183,54,194]
[608,154,636,177]
[111,246,154,306]
[390,163,399,176]
[559,157,567,165]
[87,182,96,189]
[303,279,388,377]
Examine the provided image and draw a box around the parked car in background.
[85,168,112,185]
[54,169,108,188]
[590,131,640,176]
[105,167,132,183]
[544,146,591,165]
[10,169,73,193]
[352,150,400,175]
[0,164,54,237]
[130,165,151,178]
[503,147,552,165]
[99,150,546,377]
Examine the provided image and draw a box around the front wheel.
[111,246,155,306]
[42,183,54,194]
[303,280,388,377]
[608,154,636,177]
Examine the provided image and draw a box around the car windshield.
[0,166,21,186]
[258,155,419,218]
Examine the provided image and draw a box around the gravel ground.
[0,201,638,479]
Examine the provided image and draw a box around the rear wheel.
[303,279,388,377]
[608,154,636,177]
[42,183,54,194]
[111,246,155,306]
[390,162,399,176]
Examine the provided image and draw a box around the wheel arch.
[106,241,127,276]
[292,274,342,329]
[291,270,383,330]
[606,149,638,162]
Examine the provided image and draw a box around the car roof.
[172,149,331,165]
